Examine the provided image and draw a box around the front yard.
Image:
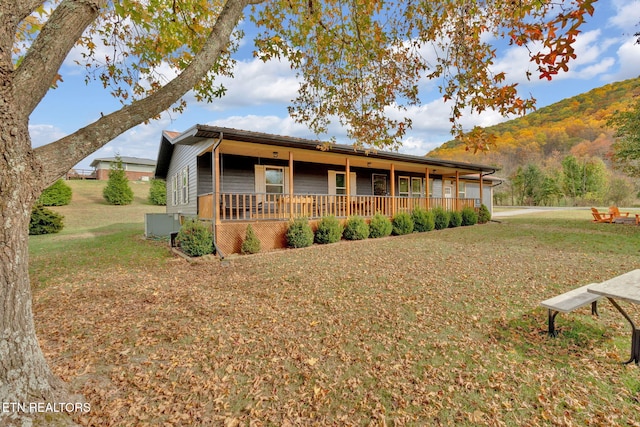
[30,208,640,425]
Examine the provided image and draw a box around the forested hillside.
[428,77,640,206]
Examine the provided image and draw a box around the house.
[90,156,157,181]
[154,125,501,255]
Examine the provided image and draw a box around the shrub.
[478,204,491,224]
[343,216,369,240]
[392,212,414,235]
[286,217,314,248]
[103,156,134,205]
[315,215,343,244]
[176,218,213,256]
[432,207,450,230]
[461,206,478,226]
[412,207,434,232]
[241,224,261,254]
[29,205,64,235]
[38,179,72,206]
[148,179,167,206]
[449,210,463,228]
[368,213,392,238]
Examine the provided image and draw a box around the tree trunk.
[0,72,70,426]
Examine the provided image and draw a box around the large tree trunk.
[0,74,70,426]
[0,1,252,424]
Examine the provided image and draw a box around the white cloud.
[603,39,640,81]
[207,115,314,139]
[609,0,640,30]
[196,58,301,110]
[29,124,67,148]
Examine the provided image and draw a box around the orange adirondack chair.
[609,206,630,219]
[591,208,614,223]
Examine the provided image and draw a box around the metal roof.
[154,125,500,179]
[90,156,156,167]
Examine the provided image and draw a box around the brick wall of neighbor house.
[95,169,154,181]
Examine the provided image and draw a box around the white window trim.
[458,182,466,198]
[329,170,356,195]
[255,165,290,195]
[181,166,189,204]
[398,176,410,197]
[172,173,179,206]
[411,177,423,198]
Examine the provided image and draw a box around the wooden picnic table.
[588,270,640,365]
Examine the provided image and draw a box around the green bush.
[148,179,167,206]
[241,224,261,254]
[176,218,213,257]
[368,213,392,238]
[478,204,491,224]
[29,205,64,235]
[315,215,343,244]
[432,207,450,230]
[38,179,72,206]
[461,206,478,226]
[343,216,369,240]
[103,156,134,205]
[392,212,414,235]
[449,210,463,228]
[412,207,434,232]
[286,217,314,248]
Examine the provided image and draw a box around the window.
[265,167,284,194]
[398,177,410,197]
[444,186,452,198]
[181,166,189,204]
[372,174,387,196]
[172,174,178,206]
[411,177,423,198]
[329,170,356,195]
[458,182,466,198]
[255,165,289,195]
[335,172,346,194]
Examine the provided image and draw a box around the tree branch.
[13,0,102,120]
[33,0,255,185]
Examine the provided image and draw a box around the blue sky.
[29,0,640,171]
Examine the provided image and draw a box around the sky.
[29,0,640,171]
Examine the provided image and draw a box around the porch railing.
[198,193,478,222]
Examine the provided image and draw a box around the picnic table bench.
[540,284,602,337]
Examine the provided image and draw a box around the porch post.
[214,146,221,226]
[479,171,484,209]
[425,168,430,210]
[455,171,460,211]
[390,163,396,217]
[346,158,351,217]
[289,151,294,219]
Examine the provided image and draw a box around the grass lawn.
[28,189,640,425]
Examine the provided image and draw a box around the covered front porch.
[198,192,478,222]
[195,137,493,225]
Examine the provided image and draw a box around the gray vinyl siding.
[460,181,494,211]
[431,179,443,198]
[197,152,212,195]
[219,156,380,195]
[165,139,213,215]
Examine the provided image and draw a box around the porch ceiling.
[206,140,484,177]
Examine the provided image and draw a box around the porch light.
[367,162,372,167]
[272,151,279,158]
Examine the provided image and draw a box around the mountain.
[427,76,640,177]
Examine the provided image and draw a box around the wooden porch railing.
[198,193,478,221]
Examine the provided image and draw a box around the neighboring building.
[90,157,157,181]
[154,125,501,255]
